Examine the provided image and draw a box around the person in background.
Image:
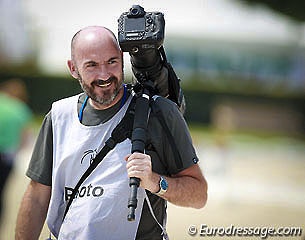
[0,78,32,224]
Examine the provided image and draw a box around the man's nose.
[97,64,110,80]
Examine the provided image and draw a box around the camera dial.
[131,8,139,16]
[128,5,145,18]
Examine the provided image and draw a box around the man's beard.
[77,72,123,106]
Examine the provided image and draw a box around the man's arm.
[126,153,208,209]
[162,164,208,209]
[15,180,51,240]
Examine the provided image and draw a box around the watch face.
[160,177,168,190]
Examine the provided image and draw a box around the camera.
[118,5,165,53]
[117,5,185,111]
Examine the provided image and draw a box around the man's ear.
[67,60,79,79]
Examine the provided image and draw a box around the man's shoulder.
[51,93,81,112]
[53,93,81,106]
[51,93,82,122]
[152,95,179,111]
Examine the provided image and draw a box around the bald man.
[15,26,207,240]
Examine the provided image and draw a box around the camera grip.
[130,48,161,69]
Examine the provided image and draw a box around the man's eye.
[86,62,97,67]
[108,60,117,64]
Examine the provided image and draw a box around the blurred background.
[0,0,304,239]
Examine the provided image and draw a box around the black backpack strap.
[62,97,136,221]
[150,99,183,170]
[159,46,183,108]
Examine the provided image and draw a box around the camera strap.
[159,46,182,108]
[151,97,183,170]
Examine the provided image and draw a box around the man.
[15,26,207,240]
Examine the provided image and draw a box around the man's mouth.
[95,77,115,88]
[97,81,111,87]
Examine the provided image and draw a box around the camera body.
[118,5,165,53]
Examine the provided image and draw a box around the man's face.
[69,31,124,109]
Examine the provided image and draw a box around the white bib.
[46,95,145,240]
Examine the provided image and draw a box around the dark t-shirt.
[26,93,198,239]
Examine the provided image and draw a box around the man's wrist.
[146,173,161,193]
[153,175,161,194]
[155,175,168,196]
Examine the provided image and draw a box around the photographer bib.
[46,95,145,239]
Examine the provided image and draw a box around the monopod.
[127,78,154,222]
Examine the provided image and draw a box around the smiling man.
[15,26,207,240]
[68,27,125,109]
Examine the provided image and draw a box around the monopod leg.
[127,89,151,221]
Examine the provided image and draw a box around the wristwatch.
[156,176,168,195]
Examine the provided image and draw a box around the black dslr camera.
[118,5,184,111]
[118,5,165,53]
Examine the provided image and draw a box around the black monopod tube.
[127,93,150,221]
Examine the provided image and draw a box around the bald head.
[71,26,121,61]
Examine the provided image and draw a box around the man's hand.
[125,152,160,193]
[125,152,207,209]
